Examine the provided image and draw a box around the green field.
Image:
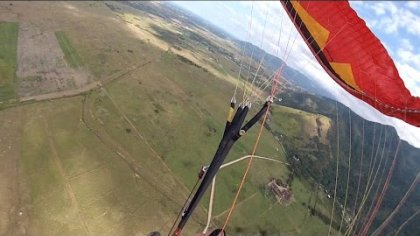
[271,105,330,139]
[0,22,18,103]
[0,2,340,235]
[55,31,83,68]
[18,96,193,235]
[89,50,337,234]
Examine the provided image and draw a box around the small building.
[267,179,294,206]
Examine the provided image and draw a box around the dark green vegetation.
[272,91,420,235]
[55,31,83,68]
[0,22,18,103]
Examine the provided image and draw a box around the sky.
[171,1,420,148]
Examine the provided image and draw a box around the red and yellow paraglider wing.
[281,1,420,126]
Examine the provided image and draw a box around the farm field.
[0,22,18,103]
[0,1,343,235]
[55,31,83,68]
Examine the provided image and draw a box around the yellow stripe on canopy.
[291,1,330,50]
[330,62,361,91]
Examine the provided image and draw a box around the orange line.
[221,69,282,231]
[221,100,273,231]
[219,0,307,231]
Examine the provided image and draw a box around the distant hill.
[161,1,335,99]
[272,88,420,235]
[234,40,336,99]
[125,2,419,234]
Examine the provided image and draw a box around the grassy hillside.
[0,2,340,235]
[16,96,192,235]
[0,1,418,236]
[277,88,420,235]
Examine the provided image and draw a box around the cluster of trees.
[266,88,420,235]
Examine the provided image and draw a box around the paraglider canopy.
[281,1,420,127]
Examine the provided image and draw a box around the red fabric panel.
[281,1,420,126]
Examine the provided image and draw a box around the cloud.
[350,1,364,7]
[397,49,420,67]
[406,1,420,10]
[365,19,378,29]
[396,62,420,96]
[400,8,420,36]
[400,38,414,51]
[367,2,420,36]
[238,1,252,8]
[352,2,420,37]
[393,43,420,96]
[382,41,394,56]
[372,2,389,16]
